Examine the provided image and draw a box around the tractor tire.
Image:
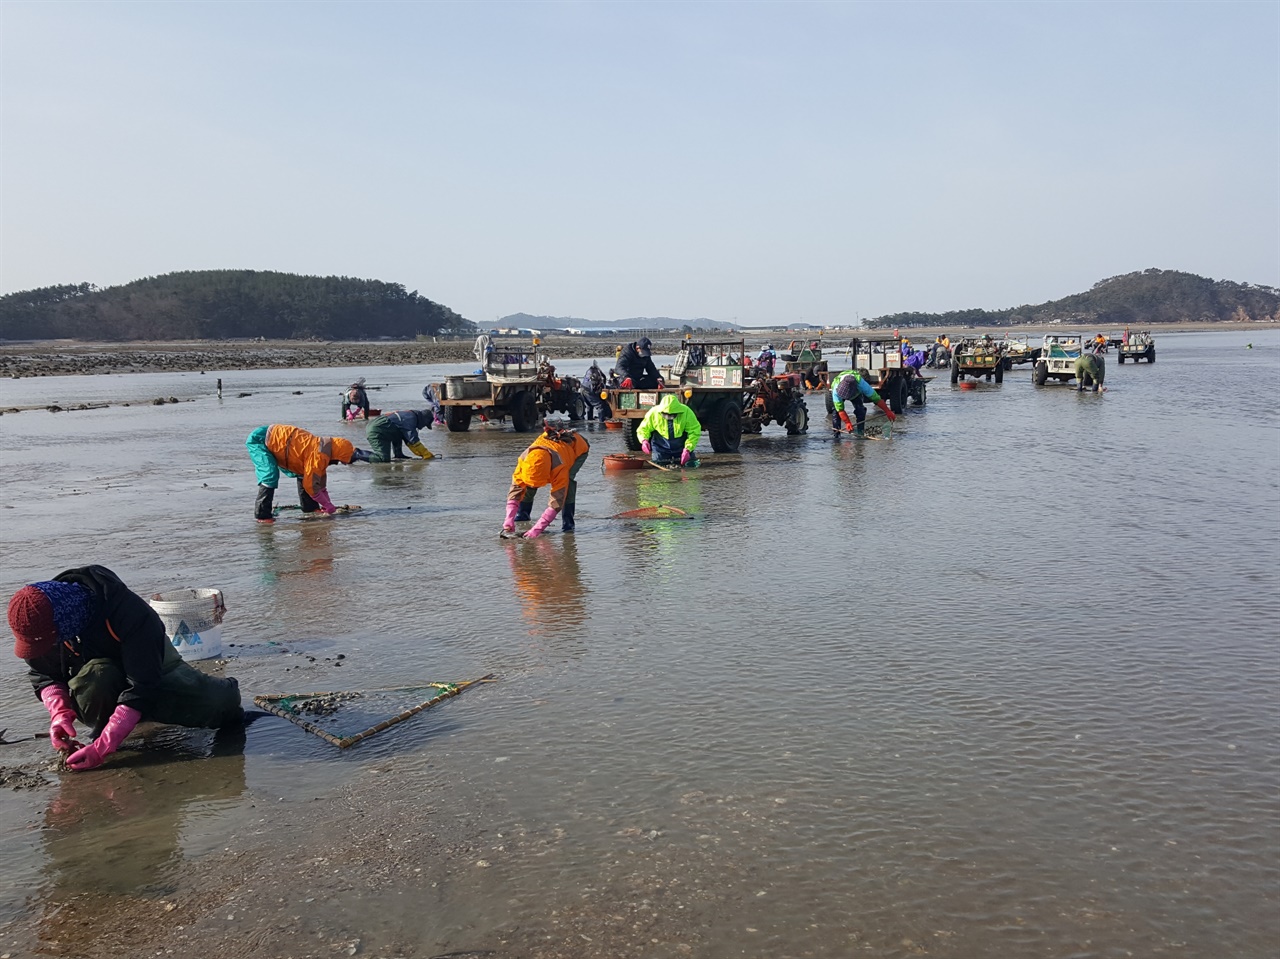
[786,399,809,435]
[888,377,906,414]
[707,399,742,453]
[1148,349,1156,363]
[915,381,927,406]
[1033,361,1048,386]
[1118,354,1125,364]
[510,391,539,432]
[445,405,473,432]
[567,394,584,422]
[624,418,643,452]
[950,360,960,384]
[994,363,1004,384]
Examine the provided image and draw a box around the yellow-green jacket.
[637,394,701,452]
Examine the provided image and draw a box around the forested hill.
[0,270,472,341]
[868,270,1280,330]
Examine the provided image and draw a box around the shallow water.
[0,332,1277,957]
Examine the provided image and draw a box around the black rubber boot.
[255,484,276,521]
[298,478,320,514]
[516,491,535,523]
[561,501,576,533]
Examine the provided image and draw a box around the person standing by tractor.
[503,423,591,538]
[581,361,610,421]
[616,337,664,389]
[756,344,777,376]
[365,409,435,462]
[246,425,365,523]
[829,368,895,437]
[637,392,701,467]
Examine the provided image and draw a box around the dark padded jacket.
[616,343,660,386]
[24,565,172,717]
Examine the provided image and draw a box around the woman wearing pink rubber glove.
[502,422,590,538]
[246,425,365,523]
[9,567,244,771]
[636,392,701,468]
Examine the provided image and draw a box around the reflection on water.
[505,536,589,638]
[32,740,247,952]
[0,334,1277,957]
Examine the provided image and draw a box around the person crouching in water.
[365,409,435,462]
[342,378,371,420]
[637,392,701,467]
[503,423,590,538]
[9,566,243,770]
[829,368,896,437]
[245,425,366,523]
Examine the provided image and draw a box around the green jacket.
[637,393,702,451]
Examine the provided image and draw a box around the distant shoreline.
[0,322,1270,378]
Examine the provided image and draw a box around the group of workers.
[8,329,1112,775]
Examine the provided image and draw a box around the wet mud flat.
[0,322,1262,379]
[0,337,623,379]
[0,750,726,959]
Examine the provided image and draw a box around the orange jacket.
[510,432,589,509]
[265,425,346,498]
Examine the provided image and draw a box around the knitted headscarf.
[8,581,94,659]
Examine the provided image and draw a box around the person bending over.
[366,410,435,462]
[829,369,895,437]
[503,423,590,537]
[9,566,243,771]
[245,425,366,523]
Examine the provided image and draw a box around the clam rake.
[254,675,495,748]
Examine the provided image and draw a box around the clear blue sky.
[2,0,1276,325]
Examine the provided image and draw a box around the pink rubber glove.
[65,704,141,771]
[524,506,558,538]
[680,448,692,466]
[313,488,338,514]
[40,684,79,753]
[503,499,520,533]
[641,440,652,454]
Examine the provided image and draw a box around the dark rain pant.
[254,481,318,519]
[829,395,867,431]
[516,453,590,530]
[1075,356,1105,390]
[67,644,242,735]
[365,415,408,462]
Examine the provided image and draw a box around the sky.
[1,1,1276,326]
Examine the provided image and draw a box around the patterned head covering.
[8,581,94,659]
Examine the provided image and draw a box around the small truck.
[604,339,751,453]
[1032,334,1091,385]
[950,336,1010,384]
[433,335,583,432]
[1117,331,1156,364]
[853,338,927,411]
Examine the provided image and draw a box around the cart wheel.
[445,406,472,432]
[511,391,538,432]
[707,399,742,453]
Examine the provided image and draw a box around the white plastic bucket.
[148,588,226,661]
